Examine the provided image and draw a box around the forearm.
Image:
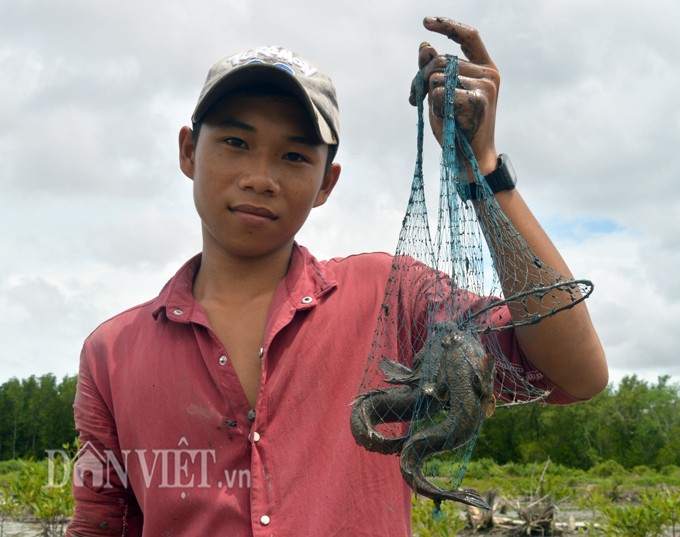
[414,17,608,400]
[67,347,144,536]
[478,187,608,399]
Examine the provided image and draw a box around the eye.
[224,137,248,149]
[471,371,483,393]
[440,336,451,349]
[283,152,309,163]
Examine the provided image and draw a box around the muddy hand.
[409,17,500,175]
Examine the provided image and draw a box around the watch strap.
[457,154,516,201]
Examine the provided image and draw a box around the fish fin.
[378,358,417,384]
[448,489,491,510]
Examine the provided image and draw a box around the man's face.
[179,93,340,261]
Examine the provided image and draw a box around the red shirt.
[68,244,574,536]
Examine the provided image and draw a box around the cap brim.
[192,64,336,145]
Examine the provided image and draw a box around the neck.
[193,242,294,305]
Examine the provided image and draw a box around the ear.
[313,162,341,208]
[178,126,196,180]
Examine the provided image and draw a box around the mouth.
[230,204,277,224]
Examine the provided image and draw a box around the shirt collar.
[151,254,201,323]
[151,244,337,322]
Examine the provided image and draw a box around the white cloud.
[553,226,680,385]
[1,0,678,390]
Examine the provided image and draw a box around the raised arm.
[413,16,608,400]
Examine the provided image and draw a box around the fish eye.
[472,374,483,393]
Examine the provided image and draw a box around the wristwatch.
[457,153,517,201]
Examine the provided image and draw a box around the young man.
[67,17,607,537]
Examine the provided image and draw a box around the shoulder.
[295,244,398,285]
[308,249,438,290]
[323,251,440,287]
[82,256,199,353]
[321,251,398,290]
[323,251,395,273]
[82,298,157,353]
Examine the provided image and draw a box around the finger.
[428,86,487,141]
[410,49,450,106]
[458,59,498,83]
[428,73,495,106]
[420,56,493,84]
[423,16,495,67]
[410,36,496,106]
[410,42,438,105]
[410,54,467,106]
[410,57,498,106]
[417,41,438,70]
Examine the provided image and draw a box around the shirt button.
[218,355,227,366]
[260,515,270,526]
[258,347,264,359]
[172,308,184,316]
[301,296,313,304]
[250,431,261,443]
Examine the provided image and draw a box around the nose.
[238,158,280,195]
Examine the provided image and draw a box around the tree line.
[0,374,77,460]
[1,373,679,470]
[475,374,680,470]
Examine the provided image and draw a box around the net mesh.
[350,55,593,509]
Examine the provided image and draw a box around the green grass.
[411,459,680,536]
[2,457,680,535]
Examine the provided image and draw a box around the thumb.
[409,42,439,106]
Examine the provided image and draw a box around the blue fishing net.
[350,55,593,509]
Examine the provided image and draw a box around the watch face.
[500,154,517,187]
[487,154,516,193]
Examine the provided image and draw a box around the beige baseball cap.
[192,46,339,146]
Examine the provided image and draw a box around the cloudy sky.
[1,0,678,389]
